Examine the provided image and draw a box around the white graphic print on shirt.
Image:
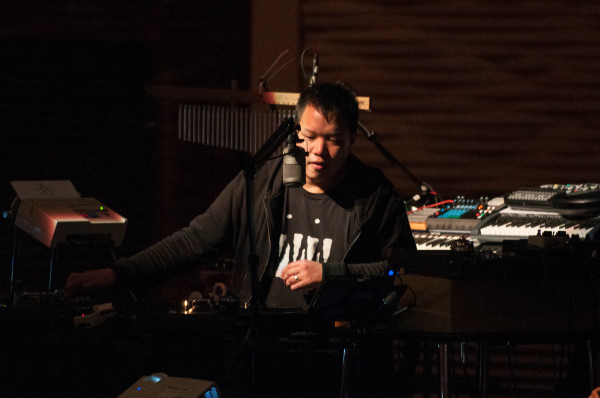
[275,230,333,278]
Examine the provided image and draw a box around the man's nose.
[309,137,326,155]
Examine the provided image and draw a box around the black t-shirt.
[266,186,352,310]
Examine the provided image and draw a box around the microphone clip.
[285,124,304,147]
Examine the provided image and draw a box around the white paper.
[11,180,80,200]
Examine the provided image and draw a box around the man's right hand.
[65,268,117,297]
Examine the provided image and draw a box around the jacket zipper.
[243,197,274,305]
[262,197,273,281]
[342,229,361,265]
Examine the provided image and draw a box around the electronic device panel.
[505,183,600,217]
[407,196,504,251]
[10,180,127,248]
[424,196,504,234]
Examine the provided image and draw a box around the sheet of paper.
[11,180,80,200]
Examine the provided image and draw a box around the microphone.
[283,130,306,187]
[309,50,318,86]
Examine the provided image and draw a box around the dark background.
[0,2,252,290]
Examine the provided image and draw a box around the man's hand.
[281,259,323,291]
[590,387,600,398]
[65,268,117,297]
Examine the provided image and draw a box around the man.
[66,82,415,310]
[66,82,416,396]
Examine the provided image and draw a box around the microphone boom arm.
[357,121,440,203]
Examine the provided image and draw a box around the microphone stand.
[357,121,440,206]
[241,117,297,389]
[244,116,297,312]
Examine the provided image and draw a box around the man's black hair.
[295,82,359,134]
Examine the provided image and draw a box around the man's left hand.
[281,259,323,291]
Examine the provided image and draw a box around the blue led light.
[148,375,162,383]
[204,386,220,398]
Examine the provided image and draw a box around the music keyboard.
[413,232,473,251]
[471,208,600,243]
[408,192,600,250]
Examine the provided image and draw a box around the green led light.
[100,206,104,211]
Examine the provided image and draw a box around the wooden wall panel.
[300,0,600,200]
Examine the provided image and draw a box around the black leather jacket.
[112,155,415,304]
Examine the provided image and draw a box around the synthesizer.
[424,196,502,233]
[412,232,473,251]
[468,183,600,244]
[408,196,502,250]
[10,180,127,248]
[408,190,600,250]
[470,207,600,244]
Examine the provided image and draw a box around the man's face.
[297,104,355,193]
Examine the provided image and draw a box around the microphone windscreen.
[283,146,306,186]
